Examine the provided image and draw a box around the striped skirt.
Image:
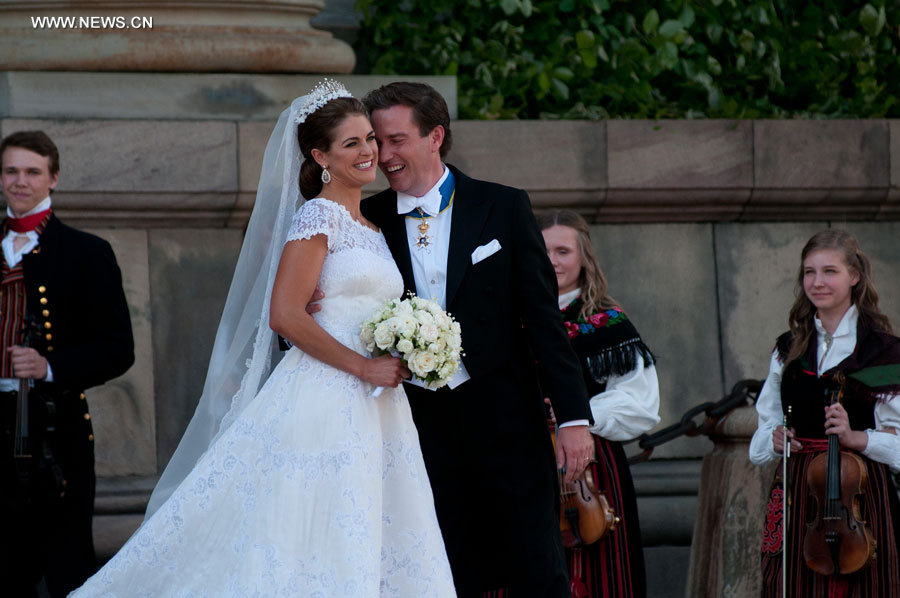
[484,436,646,598]
[760,445,900,597]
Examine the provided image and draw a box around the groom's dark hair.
[363,82,453,158]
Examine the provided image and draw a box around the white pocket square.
[471,239,502,264]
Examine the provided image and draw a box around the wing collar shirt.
[0,196,54,390]
[397,165,470,389]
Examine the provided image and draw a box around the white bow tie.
[396,189,442,216]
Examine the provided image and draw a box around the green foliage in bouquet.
[354,0,900,119]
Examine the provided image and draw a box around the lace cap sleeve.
[285,198,341,251]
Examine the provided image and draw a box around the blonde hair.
[537,210,618,320]
[786,229,892,364]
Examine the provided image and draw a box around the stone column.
[0,0,354,73]
[685,404,775,597]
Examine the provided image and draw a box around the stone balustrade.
[0,0,354,73]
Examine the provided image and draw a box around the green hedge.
[354,0,900,119]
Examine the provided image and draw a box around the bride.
[70,82,456,596]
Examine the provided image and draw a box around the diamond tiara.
[294,79,354,124]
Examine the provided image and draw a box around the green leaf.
[692,71,713,88]
[642,9,660,35]
[537,71,551,93]
[658,19,686,40]
[739,29,755,53]
[559,0,575,12]
[707,56,722,75]
[551,78,570,100]
[597,44,609,62]
[678,5,695,29]
[499,0,518,16]
[575,30,595,50]
[859,4,886,37]
[521,0,533,17]
[554,66,575,81]
[488,94,504,114]
[580,48,598,69]
[658,41,679,69]
[590,0,609,13]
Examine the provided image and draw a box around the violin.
[11,316,66,506]
[802,373,876,575]
[13,316,40,458]
[549,422,618,548]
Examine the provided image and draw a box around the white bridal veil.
[145,96,308,516]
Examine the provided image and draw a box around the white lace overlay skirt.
[72,347,455,597]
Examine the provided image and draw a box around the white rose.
[396,299,413,315]
[400,314,418,337]
[373,323,395,351]
[419,323,439,343]
[441,331,460,349]
[396,338,414,355]
[409,351,438,378]
[426,301,443,315]
[385,316,404,333]
[415,310,435,326]
[451,321,461,335]
[434,313,451,329]
[360,324,375,345]
[428,338,446,353]
[438,362,456,379]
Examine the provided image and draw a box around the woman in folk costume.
[750,229,900,597]
[69,82,455,596]
[490,209,657,598]
[540,210,659,598]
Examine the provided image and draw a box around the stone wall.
[3,72,900,595]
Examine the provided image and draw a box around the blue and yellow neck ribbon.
[404,170,455,218]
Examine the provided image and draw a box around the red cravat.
[8,209,51,233]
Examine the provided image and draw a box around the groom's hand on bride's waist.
[306,286,325,314]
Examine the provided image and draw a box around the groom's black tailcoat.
[1,215,134,596]
[362,165,591,597]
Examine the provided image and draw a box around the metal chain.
[626,379,763,464]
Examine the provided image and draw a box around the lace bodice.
[286,197,403,350]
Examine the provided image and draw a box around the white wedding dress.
[71,198,455,597]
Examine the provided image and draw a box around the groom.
[359,82,594,597]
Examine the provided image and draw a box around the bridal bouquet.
[360,295,463,390]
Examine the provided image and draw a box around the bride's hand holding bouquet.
[361,295,463,395]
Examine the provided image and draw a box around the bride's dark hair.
[297,97,368,200]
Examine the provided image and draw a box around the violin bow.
[782,404,791,596]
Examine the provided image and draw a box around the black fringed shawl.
[561,298,655,395]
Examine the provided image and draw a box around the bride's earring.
[321,167,332,184]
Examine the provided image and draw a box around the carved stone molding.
[0,0,354,73]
